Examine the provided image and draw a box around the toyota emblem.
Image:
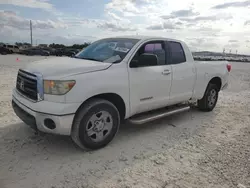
[20,80,25,91]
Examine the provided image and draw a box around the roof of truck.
[112,35,183,43]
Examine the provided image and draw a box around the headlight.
[43,80,75,95]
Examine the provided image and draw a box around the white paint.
[11,36,229,135]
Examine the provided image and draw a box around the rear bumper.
[12,90,77,136]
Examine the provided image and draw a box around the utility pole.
[30,20,33,46]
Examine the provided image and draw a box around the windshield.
[75,38,139,63]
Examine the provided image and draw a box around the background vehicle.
[21,48,50,56]
[12,36,230,150]
[39,47,56,56]
[3,44,19,53]
[0,46,11,55]
[55,48,79,57]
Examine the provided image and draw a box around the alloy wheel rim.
[208,89,217,107]
[86,111,113,142]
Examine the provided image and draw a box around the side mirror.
[130,53,158,68]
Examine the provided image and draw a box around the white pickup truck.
[12,36,231,150]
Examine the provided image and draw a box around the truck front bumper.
[12,89,78,136]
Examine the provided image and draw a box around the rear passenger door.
[167,41,196,104]
[129,40,172,115]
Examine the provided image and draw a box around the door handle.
[162,69,171,75]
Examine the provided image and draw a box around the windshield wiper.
[75,57,102,62]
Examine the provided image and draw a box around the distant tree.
[69,43,90,49]
[15,42,31,47]
[15,42,22,46]
[23,43,31,46]
[12,41,90,49]
[49,43,65,49]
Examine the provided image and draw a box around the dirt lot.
[0,55,249,188]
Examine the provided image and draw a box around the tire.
[198,84,219,112]
[71,99,120,150]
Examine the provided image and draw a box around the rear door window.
[168,42,186,64]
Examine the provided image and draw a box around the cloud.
[224,43,240,48]
[245,20,250,25]
[161,9,199,19]
[56,15,134,32]
[175,21,184,26]
[196,27,221,33]
[212,0,250,9]
[106,0,140,15]
[106,12,131,24]
[229,39,239,43]
[246,40,250,43]
[186,37,218,51]
[146,21,178,30]
[181,14,232,22]
[1,0,250,55]
[107,12,124,22]
[146,23,164,30]
[0,0,53,11]
[105,0,166,17]
[0,10,67,30]
[97,21,136,32]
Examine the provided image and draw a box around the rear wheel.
[71,99,120,150]
[198,84,219,111]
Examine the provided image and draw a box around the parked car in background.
[21,48,50,56]
[40,47,57,56]
[3,44,19,53]
[54,48,63,56]
[0,46,12,55]
[55,48,78,57]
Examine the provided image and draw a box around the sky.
[0,0,250,54]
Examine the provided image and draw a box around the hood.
[24,57,112,78]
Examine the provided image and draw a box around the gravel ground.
[0,55,249,188]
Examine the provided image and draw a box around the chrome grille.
[16,69,38,101]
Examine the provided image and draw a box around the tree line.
[48,43,90,49]
[13,42,91,49]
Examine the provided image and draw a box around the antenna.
[30,20,33,46]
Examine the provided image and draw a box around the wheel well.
[209,77,222,91]
[76,93,126,121]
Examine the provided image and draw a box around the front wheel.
[197,84,219,111]
[71,99,120,150]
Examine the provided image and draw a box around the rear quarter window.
[168,42,186,64]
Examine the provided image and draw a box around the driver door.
[128,40,172,115]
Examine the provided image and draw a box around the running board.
[128,106,190,125]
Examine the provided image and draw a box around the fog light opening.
[44,119,56,130]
